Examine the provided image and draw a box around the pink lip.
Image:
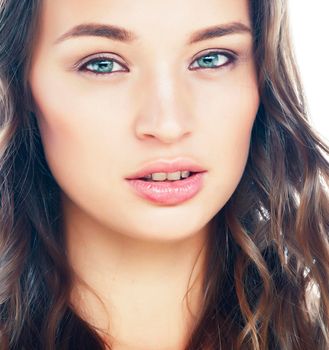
[126,173,205,205]
[125,158,206,179]
[125,158,207,205]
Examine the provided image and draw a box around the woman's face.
[29,0,259,242]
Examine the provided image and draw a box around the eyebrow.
[54,21,252,45]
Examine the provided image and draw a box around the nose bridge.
[153,63,180,112]
[134,62,192,143]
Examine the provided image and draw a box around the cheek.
[218,82,258,157]
[191,67,259,196]
[194,69,259,150]
[29,66,130,196]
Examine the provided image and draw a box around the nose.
[134,68,193,144]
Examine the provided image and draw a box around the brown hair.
[1,0,329,349]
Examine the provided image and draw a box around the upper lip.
[125,157,207,179]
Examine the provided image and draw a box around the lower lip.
[126,172,206,205]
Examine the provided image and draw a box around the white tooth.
[151,172,167,181]
[167,171,181,181]
[181,171,190,178]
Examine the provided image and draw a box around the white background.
[289,1,329,143]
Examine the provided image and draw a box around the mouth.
[125,171,206,205]
[125,158,207,205]
[137,170,199,182]
[125,158,206,181]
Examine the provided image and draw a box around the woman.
[0,0,328,349]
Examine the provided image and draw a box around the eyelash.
[77,51,237,76]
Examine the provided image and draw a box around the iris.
[86,60,114,73]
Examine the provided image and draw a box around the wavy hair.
[1,0,329,349]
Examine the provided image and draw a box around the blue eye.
[79,56,127,75]
[86,60,113,73]
[189,51,235,70]
[78,50,235,77]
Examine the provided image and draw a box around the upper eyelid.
[191,48,236,61]
[75,53,127,70]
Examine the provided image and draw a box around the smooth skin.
[29,0,260,349]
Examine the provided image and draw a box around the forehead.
[38,0,251,45]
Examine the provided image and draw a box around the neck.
[63,198,211,350]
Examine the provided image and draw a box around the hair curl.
[0,0,329,349]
